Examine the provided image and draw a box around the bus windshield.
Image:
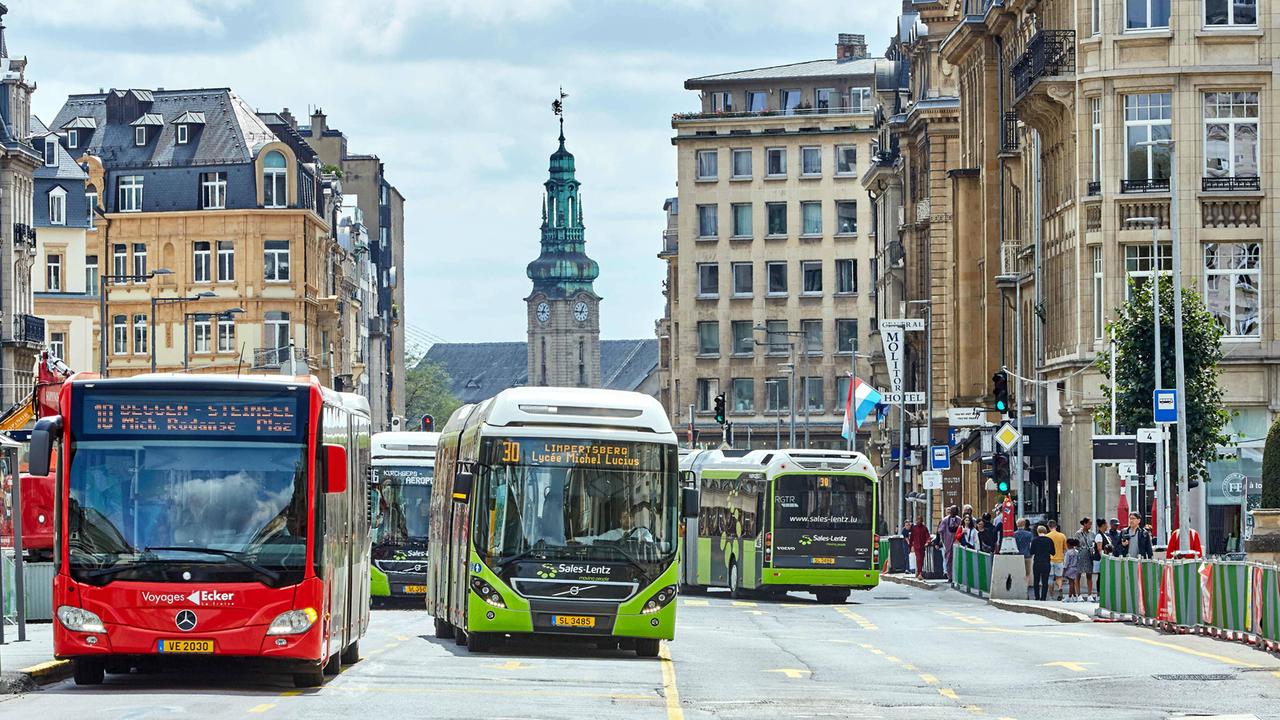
[372,465,432,545]
[66,440,309,586]
[773,474,873,530]
[472,437,678,568]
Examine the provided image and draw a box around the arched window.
[263,150,287,208]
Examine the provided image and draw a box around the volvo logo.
[175,610,198,632]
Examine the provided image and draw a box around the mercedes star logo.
[175,610,198,632]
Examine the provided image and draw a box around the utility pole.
[1166,142,1193,545]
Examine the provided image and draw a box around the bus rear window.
[773,474,872,530]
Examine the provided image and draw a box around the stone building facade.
[661,34,883,448]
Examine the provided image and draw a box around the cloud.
[11,0,236,32]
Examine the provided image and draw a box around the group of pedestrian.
[1018,512,1155,601]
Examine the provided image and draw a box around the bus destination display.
[491,438,646,469]
[82,394,299,437]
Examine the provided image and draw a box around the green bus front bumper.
[759,567,880,589]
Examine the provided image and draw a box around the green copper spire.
[527,99,599,298]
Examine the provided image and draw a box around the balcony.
[12,222,35,248]
[1120,178,1170,194]
[1086,181,1101,196]
[1011,30,1076,101]
[252,345,309,370]
[1202,176,1260,192]
[659,229,677,258]
[673,105,872,122]
[1001,112,1019,153]
[8,314,45,346]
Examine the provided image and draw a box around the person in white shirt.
[596,509,654,543]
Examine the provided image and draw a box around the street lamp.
[151,291,215,372]
[184,307,245,371]
[752,324,811,448]
[1139,136,1191,547]
[763,378,783,448]
[1126,214,1166,542]
[99,268,173,377]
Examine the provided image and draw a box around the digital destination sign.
[78,393,301,439]
[489,438,653,469]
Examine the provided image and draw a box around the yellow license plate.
[811,557,836,565]
[158,639,214,654]
[552,615,596,628]
[402,585,428,594]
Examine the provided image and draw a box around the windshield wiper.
[82,556,164,580]
[594,543,650,576]
[143,546,282,584]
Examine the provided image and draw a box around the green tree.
[404,354,462,430]
[1262,418,1280,508]
[1094,279,1231,488]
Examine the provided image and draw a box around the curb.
[988,598,1091,623]
[17,660,71,687]
[880,574,942,591]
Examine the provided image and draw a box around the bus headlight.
[57,606,106,633]
[641,585,678,615]
[266,607,318,635]
[470,577,507,608]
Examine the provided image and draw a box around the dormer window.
[135,126,147,146]
[67,129,79,149]
[44,139,56,167]
[177,124,188,144]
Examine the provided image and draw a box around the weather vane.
[552,87,568,139]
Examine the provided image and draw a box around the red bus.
[29,374,371,687]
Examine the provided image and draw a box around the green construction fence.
[951,545,992,596]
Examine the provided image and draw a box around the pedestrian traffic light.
[713,394,726,425]
[991,370,1010,416]
[421,414,435,432]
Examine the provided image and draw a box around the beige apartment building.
[661,34,882,448]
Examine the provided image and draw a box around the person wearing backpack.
[1074,518,1097,601]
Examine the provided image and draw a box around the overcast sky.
[13,0,899,353]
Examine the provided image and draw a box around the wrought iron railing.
[673,105,873,122]
[1001,111,1019,152]
[1087,181,1101,196]
[253,345,307,368]
[1120,178,1171,193]
[1011,30,1076,100]
[11,314,45,345]
[1202,176,1260,192]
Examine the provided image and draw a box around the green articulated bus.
[427,387,692,656]
[680,448,879,603]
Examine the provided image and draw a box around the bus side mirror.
[324,444,348,494]
[452,470,474,504]
[29,415,62,477]
[682,486,699,519]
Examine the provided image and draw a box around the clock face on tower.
[573,301,589,322]
[536,302,550,324]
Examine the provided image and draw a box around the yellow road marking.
[920,673,939,685]
[309,685,654,700]
[965,705,983,715]
[885,656,901,664]
[1042,661,1090,672]
[1124,636,1270,669]
[247,704,276,714]
[487,660,530,670]
[939,688,959,700]
[768,668,812,679]
[279,691,302,698]
[868,648,884,655]
[395,635,409,641]
[937,625,1091,638]
[731,600,758,607]
[859,643,876,649]
[835,606,879,630]
[659,643,684,720]
[683,599,709,607]
[745,610,765,615]
[902,663,917,671]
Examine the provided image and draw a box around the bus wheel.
[729,561,743,599]
[433,617,452,639]
[634,638,660,658]
[322,651,341,676]
[292,667,324,688]
[815,589,849,604]
[72,658,104,686]
[466,631,490,653]
[340,641,360,665]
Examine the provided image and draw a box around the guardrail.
[951,545,993,597]
[1098,555,1280,651]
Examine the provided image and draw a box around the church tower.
[526,106,601,388]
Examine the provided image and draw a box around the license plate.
[158,639,214,654]
[811,557,836,565]
[552,615,596,628]
[402,585,428,594]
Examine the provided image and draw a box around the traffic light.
[713,394,726,425]
[981,452,1011,494]
[421,414,435,432]
[991,370,1010,416]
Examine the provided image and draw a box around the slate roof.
[49,88,278,168]
[60,116,96,129]
[687,57,879,85]
[421,339,659,405]
[172,111,207,125]
[32,116,88,182]
[130,113,164,126]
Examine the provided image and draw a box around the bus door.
[343,414,357,648]
[681,476,699,578]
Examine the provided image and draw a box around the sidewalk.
[882,572,1100,623]
[0,622,69,692]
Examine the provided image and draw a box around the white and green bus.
[370,431,440,600]
[680,448,879,603]
[428,387,691,656]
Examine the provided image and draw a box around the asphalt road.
[4,584,1280,719]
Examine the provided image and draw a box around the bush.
[1263,418,1280,509]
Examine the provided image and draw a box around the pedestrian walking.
[977,518,997,554]
[909,516,931,580]
[1014,519,1034,598]
[1045,520,1067,600]
[1074,518,1096,600]
[939,506,961,580]
[1063,538,1083,601]
[1030,525,1054,601]
[960,516,979,550]
[1107,518,1123,557]
[1092,518,1113,601]
[1120,512,1153,559]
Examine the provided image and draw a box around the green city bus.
[680,449,879,603]
[427,387,691,656]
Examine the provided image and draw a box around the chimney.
[837,33,867,61]
[280,107,298,129]
[310,109,327,137]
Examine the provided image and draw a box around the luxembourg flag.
[842,376,882,440]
